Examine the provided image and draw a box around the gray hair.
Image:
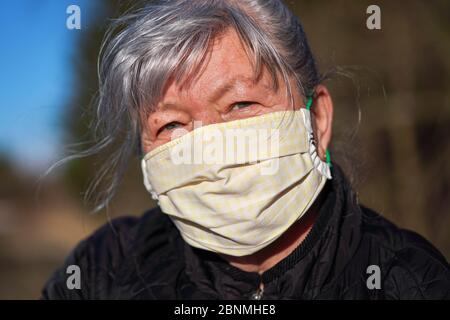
[63,0,321,211]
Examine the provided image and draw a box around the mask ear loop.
[306,96,332,168]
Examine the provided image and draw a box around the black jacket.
[42,166,450,299]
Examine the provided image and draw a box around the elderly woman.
[42,0,449,299]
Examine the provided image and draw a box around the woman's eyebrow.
[207,78,244,103]
[207,76,274,103]
[154,78,250,111]
[207,76,271,103]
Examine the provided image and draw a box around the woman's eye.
[231,101,256,111]
[157,121,183,136]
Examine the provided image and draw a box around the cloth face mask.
[141,109,332,257]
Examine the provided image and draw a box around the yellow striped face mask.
[141,107,332,257]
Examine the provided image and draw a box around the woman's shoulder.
[359,205,447,260]
[357,205,450,299]
[41,207,176,299]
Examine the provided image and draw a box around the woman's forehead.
[158,30,279,107]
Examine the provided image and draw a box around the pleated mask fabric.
[141,109,332,256]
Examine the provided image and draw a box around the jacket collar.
[182,164,363,299]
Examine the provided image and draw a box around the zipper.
[250,278,264,300]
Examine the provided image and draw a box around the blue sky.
[0,0,97,173]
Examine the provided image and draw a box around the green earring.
[306,96,332,168]
[306,96,313,111]
[325,149,332,167]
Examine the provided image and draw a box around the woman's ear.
[310,84,333,161]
